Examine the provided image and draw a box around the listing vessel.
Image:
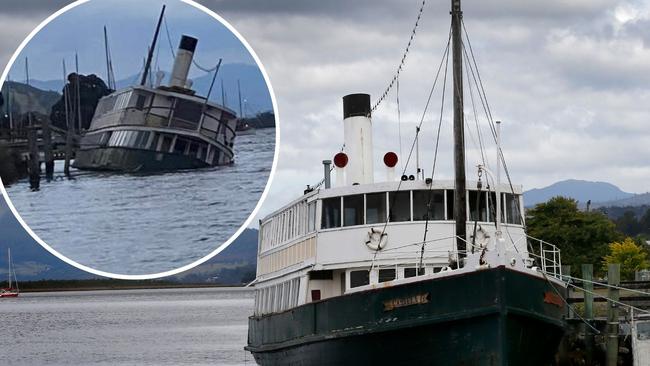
[73,7,237,172]
[246,1,568,365]
[1,249,19,298]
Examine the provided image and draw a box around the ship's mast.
[141,5,166,86]
[451,0,467,264]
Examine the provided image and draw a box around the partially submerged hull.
[73,146,217,172]
[247,266,566,366]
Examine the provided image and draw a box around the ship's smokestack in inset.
[342,93,373,185]
[169,35,197,88]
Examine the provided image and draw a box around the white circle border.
[0,0,280,280]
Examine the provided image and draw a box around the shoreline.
[11,279,248,293]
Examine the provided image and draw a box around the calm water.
[1,287,255,366]
[4,129,275,275]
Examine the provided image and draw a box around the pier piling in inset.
[42,117,54,180]
[27,125,40,190]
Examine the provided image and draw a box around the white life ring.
[365,228,388,251]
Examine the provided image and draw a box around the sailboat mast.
[238,79,243,118]
[7,248,11,288]
[451,0,467,263]
[104,26,112,90]
[141,5,166,86]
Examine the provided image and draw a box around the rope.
[418,36,451,270]
[370,26,452,273]
[396,78,403,172]
[163,15,221,73]
[369,0,426,115]
[563,275,650,297]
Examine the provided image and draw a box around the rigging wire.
[370,26,453,272]
[396,78,404,172]
[418,37,451,270]
[163,15,221,73]
[370,0,426,115]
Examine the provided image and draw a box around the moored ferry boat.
[246,1,569,365]
[73,10,237,173]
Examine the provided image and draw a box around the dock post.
[582,264,594,365]
[42,117,54,180]
[606,263,620,366]
[562,265,574,318]
[27,125,40,190]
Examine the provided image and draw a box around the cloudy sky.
[2,0,649,221]
[3,0,258,83]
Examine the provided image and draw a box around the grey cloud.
[0,0,72,16]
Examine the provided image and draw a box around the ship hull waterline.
[247,266,567,366]
[72,146,231,173]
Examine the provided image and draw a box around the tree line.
[527,197,649,280]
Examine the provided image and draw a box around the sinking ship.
[74,9,237,172]
[245,1,568,364]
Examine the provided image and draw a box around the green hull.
[247,266,567,365]
[73,147,217,172]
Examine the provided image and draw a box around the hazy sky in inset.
[1,0,650,222]
[4,0,256,83]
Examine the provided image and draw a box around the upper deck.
[256,179,526,280]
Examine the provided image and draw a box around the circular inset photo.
[0,0,278,278]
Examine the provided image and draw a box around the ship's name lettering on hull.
[383,293,430,311]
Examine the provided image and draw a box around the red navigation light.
[383,152,398,168]
[334,152,348,168]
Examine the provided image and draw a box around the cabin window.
[505,193,522,225]
[211,149,221,165]
[433,267,443,273]
[469,190,488,222]
[188,143,199,158]
[99,131,111,146]
[160,135,173,152]
[389,191,411,222]
[173,99,202,129]
[366,192,386,224]
[446,190,454,220]
[311,289,321,301]
[343,195,364,227]
[350,270,369,288]
[309,270,333,280]
[487,192,498,222]
[413,190,445,221]
[404,267,425,278]
[378,269,396,283]
[95,95,117,116]
[173,138,188,155]
[135,94,147,110]
[321,197,341,229]
[307,202,317,232]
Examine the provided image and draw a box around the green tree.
[526,196,622,276]
[603,237,650,280]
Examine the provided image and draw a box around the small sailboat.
[1,248,19,298]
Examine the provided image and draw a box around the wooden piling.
[582,264,594,365]
[42,117,54,180]
[562,265,574,318]
[27,124,40,190]
[606,263,620,366]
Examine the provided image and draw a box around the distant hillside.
[593,192,650,209]
[26,62,273,116]
[0,81,61,118]
[524,179,635,207]
[172,228,258,285]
